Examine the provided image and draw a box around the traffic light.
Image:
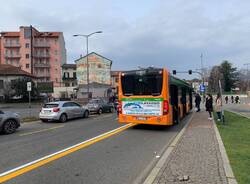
[173,70,177,75]
[188,70,192,75]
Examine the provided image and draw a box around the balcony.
[5,53,21,58]
[36,73,50,78]
[33,53,50,58]
[62,76,77,80]
[34,63,50,68]
[4,43,21,48]
[33,43,50,48]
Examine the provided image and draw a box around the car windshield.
[43,104,59,108]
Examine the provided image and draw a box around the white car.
[39,101,89,122]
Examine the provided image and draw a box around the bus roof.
[170,75,192,89]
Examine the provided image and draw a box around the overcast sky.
[1,0,250,78]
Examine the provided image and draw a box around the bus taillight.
[163,100,169,115]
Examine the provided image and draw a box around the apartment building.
[0,26,66,87]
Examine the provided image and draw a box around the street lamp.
[73,31,102,101]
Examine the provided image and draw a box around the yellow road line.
[18,125,65,136]
[0,123,135,183]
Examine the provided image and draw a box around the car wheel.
[2,119,17,134]
[59,114,67,123]
[98,108,103,115]
[83,110,89,118]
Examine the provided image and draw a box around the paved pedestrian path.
[153,111,228,184]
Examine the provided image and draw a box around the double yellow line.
[0,123,135,183]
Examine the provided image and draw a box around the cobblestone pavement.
[153,111,227,184]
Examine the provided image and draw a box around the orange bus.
[118,67,192,125]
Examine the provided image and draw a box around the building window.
[55,78,58,82]
[65,83,70,87]
[26,54,29,59]
[54,39,57,44]
[25,43,29,48]
[55,50,58,55]
[26,64,29,68]
[73,72,76,79]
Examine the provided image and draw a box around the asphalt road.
[0,112,191,184]
[223,97,250,117]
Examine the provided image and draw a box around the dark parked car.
[0,110,21,134]
[86,98,114,114]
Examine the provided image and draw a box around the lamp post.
[73,31,102,101]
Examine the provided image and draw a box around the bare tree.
[208,66,223,93]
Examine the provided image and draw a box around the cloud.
[1,0,250,78]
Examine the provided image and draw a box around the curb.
[142,112,194,184]
[212,119,238,184]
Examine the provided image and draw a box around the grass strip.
[215,111,250,184]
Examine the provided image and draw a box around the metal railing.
[33,53,50,58]
[4,43,21,47]
[4,53,21,58]
[33,43,50,47]
[34,63,50,68]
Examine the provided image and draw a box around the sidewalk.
[150,111,230,184]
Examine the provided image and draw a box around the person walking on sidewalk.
[205,94,213,120]
[225,96,228,104]
[195,93,201,112]
[215,93,222,121]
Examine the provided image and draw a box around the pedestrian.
[235,96,239,104]
[215,93,222,121]
[195,93,201,112]
[231,95,234,103]
[225,96,228,104]
[205,94,213,120]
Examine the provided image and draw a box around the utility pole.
[200,53,205,103]
[243,63,250,73]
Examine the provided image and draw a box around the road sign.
[27,82,32,92]
[199,84,205,92]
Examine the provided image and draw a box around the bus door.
[189,89,193,110]
[170,85,179,124]
[181,87,187,116]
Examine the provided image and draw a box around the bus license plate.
[136,117,147,120]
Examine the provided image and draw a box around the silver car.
[0,110,21,134]
[39,101,89,123]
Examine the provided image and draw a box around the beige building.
[52,64,77,98]
[75,52,112,98]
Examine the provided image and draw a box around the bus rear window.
[43,104,59,108]
[121,70,163,96]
